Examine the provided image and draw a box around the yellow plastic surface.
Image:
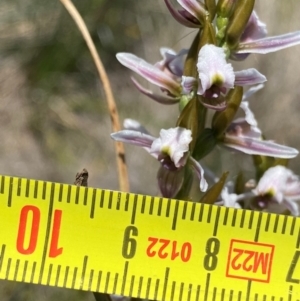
[0,175,299,301]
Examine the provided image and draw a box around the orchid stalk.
[113,0,300,216]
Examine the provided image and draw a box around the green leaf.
[184,31,201,77]
[197,99,208,134]
[176,96,200,152]
[200,172,229,204]
[193,128,217,160]
[234,171,245,194]
[211,86,243,138]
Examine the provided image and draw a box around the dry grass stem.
[59,0,129,192]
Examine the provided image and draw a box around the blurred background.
[0,0,300,300]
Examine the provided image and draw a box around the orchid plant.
[111,0,300,216]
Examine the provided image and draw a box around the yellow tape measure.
[0,175,300,301]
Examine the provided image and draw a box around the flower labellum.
[197,44,235,98]
[150,127,192,169]
[197,44,266,103]
[253,166,300,216]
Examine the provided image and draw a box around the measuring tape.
[0,175,299,300]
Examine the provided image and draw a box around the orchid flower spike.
[116,49,186,105]
[196,45,266,109]
[221,101,299,159]
[252,166,300,216]
[231,11,300,58]
[111,125,208,197]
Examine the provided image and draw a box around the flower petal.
[150,127,192,168]
[197,45,235,95]
[226,101,261,138]
[157,48,187,77]
[254,166,291,196]
[116,53,181,95]
[242,84,264,100]
[239,101,258,127]
[227,120,262,139]
[199,96,227,111]
[234,68,266,86]
[240,11,267,43]
[284,183,300,199]
[284,198,299,216]
[131,77,179,105]
[223,135,299,159]
[164,0,200,27]
[253,166,300,216]
[221,187,241,208]
[123,119,150,134]
[181,76,197,94]
[111,130,155,148]
[159,47,177,62]
[177,0,206,25]
[236,31,300,54]
[188,156,208,192]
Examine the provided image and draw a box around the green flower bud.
[200,172,229,204]
[216,16,229,42]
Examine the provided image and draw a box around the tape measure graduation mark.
[0,175,300,301]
